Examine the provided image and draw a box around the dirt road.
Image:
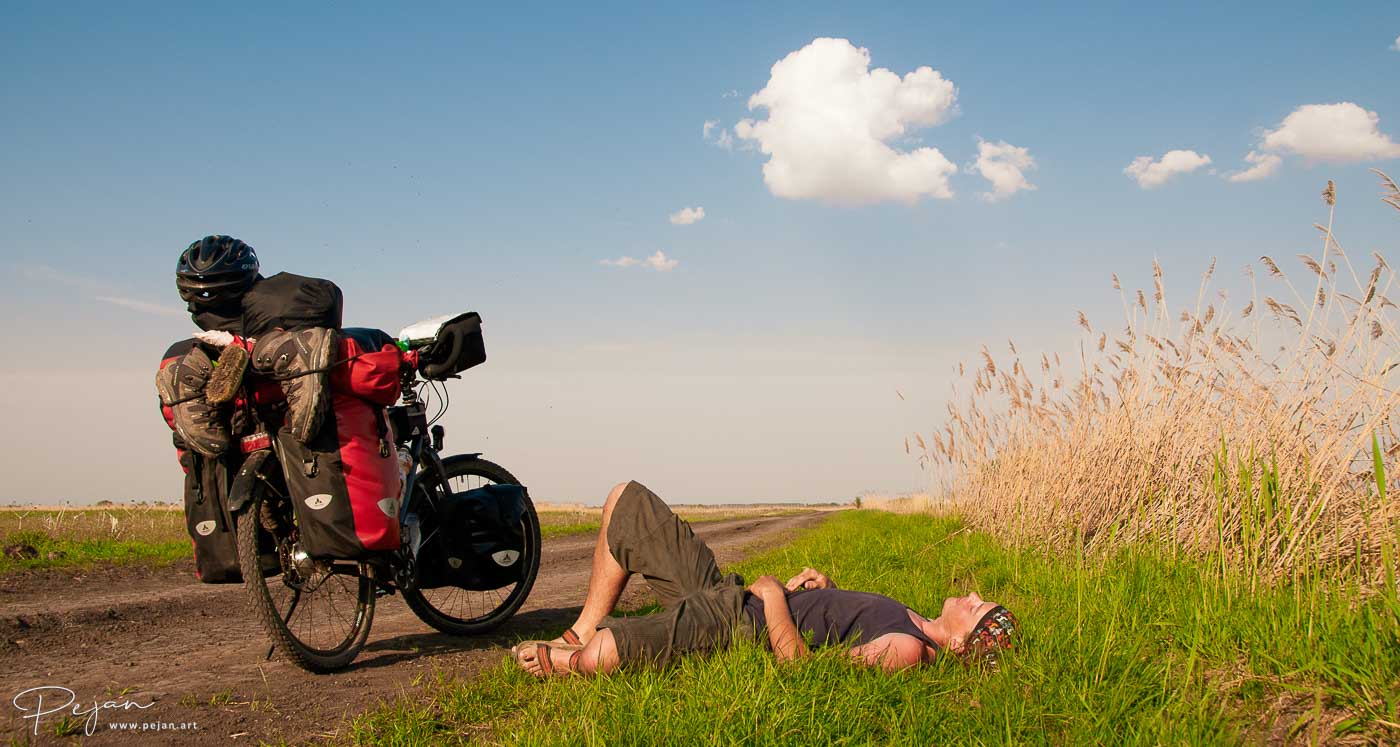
[0,511,829,745]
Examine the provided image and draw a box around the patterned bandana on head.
[964,605,1018,667]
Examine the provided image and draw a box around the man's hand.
[784,567,836,592]
[748,575,787,599]
[747,575,808,663]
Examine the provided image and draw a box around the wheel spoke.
[241,471,374,669]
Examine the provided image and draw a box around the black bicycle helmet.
[176,235,260,307]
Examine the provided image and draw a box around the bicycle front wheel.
[402,456,541,635]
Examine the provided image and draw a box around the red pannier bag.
[274,328,406,559]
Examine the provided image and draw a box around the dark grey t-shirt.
[743,589,938,649]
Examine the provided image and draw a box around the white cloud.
[1225,102,1400,182]
[643,250,679,272]
[722,89,740,98]
[702,119,734,150]
[95,295,187,317]
[600,256,639,268]
[19,264,185,316]
[1123,149,1212,189]
[732,37,959,205]
[1392,35,1399,52]
[1257,102,1400,162]
[600,250,678,272]
[669,206,705,225]
[1226,150,1283,183]
[972,138,1037,201]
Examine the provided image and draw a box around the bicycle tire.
[235,457,375,672]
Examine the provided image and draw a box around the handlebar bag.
[418,312,486,380]
[415,483,527,591]
[241,272,344,338]
[275,393,402,559]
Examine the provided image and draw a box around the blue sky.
[2,2,1398,503]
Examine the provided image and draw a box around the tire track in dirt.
[0,511,833,745]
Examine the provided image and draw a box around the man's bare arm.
[749,575,808,662]
[847,634,926,671]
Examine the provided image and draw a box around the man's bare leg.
[552,482,633,646]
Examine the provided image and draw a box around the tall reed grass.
[915,173,1400,585]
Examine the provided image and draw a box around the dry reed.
[914,173,1400,582]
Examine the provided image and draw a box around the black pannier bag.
[417,312,486,380]
[415,483,528,591]
[180,452,242,583]
[240,272,344,337]
[179,452,281,583]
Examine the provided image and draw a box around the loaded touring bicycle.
[178,312,541,672]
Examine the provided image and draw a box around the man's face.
[941,591,1000,644]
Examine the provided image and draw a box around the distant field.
[536,503,819,540]
[0,505,189,574]
[0,502,827,574]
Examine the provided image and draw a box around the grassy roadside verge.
[0,509,189,575]
[346,510,1399,745]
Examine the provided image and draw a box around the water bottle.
[396,447,421,556]
[396,447,413,500]
[403,512,423,558]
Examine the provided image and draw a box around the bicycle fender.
[227,449,275,514]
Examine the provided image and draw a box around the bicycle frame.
[226,353,498,590]
[388,366,481,529]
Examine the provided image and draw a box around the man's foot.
[511,638,582,656]
[514,642,583,678]
[552,628,588,647]
[251,328,336,443]
[155,347,229,458]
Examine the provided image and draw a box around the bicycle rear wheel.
[402,456,541,635]
[236,457,375,672]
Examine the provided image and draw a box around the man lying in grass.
[513,481,1017,677]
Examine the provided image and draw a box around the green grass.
[0,509,189,575]
[346,511,1400,745]
[0,529,189,574]
[537,512,602,540]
